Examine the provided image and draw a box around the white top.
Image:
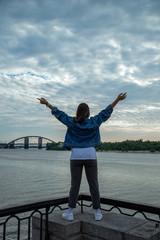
[70,147,97,160]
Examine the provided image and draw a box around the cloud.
[0,0,160,142]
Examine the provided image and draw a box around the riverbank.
[47,140,160,152]
[98,150,160,154]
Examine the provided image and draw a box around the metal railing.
[0,194,160,240]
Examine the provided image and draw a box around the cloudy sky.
[0,0,160,143]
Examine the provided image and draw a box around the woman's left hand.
[37,98,48,104]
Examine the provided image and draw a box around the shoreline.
[1,148,159,154]
[98,150,160,154]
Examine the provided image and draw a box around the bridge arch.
[4,136,55,149]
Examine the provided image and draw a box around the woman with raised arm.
[37,93,127,221]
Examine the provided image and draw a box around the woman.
[38,92,127,221]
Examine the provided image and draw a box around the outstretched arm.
[111,93,127,108]
[37,98,54,110]
[37,97,73,127]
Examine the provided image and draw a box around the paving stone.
[125,220,160,240]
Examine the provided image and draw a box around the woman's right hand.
[117,93,127,101]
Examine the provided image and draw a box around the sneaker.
[95,212,103,221]
[62,212,74,221]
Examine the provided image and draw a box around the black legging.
[68,159,100,209]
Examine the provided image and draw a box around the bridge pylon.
[24,137,29,149]
[38,137,42,149]
[9,141,14,149]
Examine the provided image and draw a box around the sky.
[0,0,160,143]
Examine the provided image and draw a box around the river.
[0,149,160,209]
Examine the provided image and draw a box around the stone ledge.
[78,212,160,240]
[33,216,81,240]
[32,210,160,240]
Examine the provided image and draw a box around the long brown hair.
[73,103,90,123]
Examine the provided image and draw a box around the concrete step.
[32,210,160,240]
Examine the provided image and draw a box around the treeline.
[96,140,160,152]
[47,140,160,152]
[46,142,66,150]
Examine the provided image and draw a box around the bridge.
[2,136,54,149]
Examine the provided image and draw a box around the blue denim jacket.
[51,105,113,148]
